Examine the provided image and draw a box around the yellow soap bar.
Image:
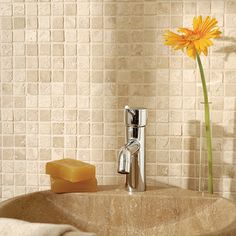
[50,177,97,193]
[46,158,95,183]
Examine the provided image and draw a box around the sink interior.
[0,185,236,236]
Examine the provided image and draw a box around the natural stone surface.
[0,184,236,236]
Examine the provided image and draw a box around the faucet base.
[125,169,146,193]
[126,185,146,193]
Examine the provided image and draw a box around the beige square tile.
[1,17,12,29]
[226,1,236,13]
[52,17,64,29]
[65,4,77,16]
[38,4,50,16]
[13,17,25,29]
[52,30,64,42]
[13,4,25,16]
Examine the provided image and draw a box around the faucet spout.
[117,140,140,174]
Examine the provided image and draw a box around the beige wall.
[0,0,236,201]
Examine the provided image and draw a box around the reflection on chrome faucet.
[117,106,147,192]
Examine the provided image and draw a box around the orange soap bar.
[50,177,97,193]
[46,158,95,183]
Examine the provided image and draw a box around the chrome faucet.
[117,106,147,192]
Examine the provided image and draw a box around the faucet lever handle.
[125,105,135,117]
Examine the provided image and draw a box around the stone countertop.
[0,185,235,236]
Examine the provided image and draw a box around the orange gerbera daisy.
[164,16,221,59]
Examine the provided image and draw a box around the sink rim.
[0,184,232,205]
[0,184,236,236]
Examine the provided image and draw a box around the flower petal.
[203,47,208,56]
[178,27,193,35]
[193,16,202,31]
[187,45,197,59]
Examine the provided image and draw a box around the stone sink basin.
[0,184,236,236]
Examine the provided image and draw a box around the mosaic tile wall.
[0,0,236,201]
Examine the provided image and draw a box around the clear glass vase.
[199,101,212,194]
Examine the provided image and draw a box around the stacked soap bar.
[50,177,97,193]
[46,158,97,193]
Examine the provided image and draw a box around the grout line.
[12,2,15,197]
[168,0,171,187]
[89,0,92,166]
[102,1,105,185]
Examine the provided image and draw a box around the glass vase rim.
[200,101,212,105]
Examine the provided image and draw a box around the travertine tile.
[13,17,25,29]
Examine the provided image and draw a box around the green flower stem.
[196,53,213,194]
